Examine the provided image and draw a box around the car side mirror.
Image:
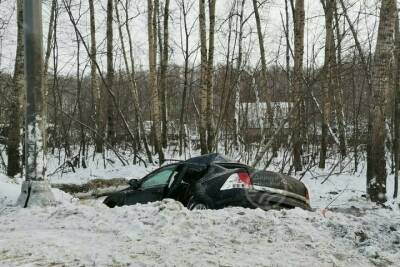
[128,179,140,189]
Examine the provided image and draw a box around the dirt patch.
[52,178,129,199]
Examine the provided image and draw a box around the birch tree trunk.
[233,0,246,147]
[42,0,57,130]
[393,7,400,199]
[7,0,24,177]
[333,1,347,158]
[115,0,153,163]
[160,0,170,148]
[148,0,164,164]
[178,0,192,156]
[285,0,290,111]
[89,0,103,153]
[199,0,208,154]
[106,0,115,146]
[124,0,145,153]
[292,0,305,171]
[252,0,272,132]
[367,0,396,203]
[319,0,334,169]
[206,0,216,152]
[75,23,86,168]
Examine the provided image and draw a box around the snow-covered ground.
[0,152,400,266]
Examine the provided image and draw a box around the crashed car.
[104,153,311,211]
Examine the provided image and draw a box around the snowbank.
[0,173,77,207]
[0,199,399,266]
[1,154,399,266]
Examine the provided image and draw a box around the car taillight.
[305,189,310,201]
[238,172,251,186]
[220,172,252,190]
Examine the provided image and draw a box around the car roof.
[183,153,232,166]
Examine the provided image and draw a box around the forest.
[0,0,399,266]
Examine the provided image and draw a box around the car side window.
[141,165,177,189]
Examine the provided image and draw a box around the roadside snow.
[1,154,400,266]
[0,174,77,207]
[0,199,399,266]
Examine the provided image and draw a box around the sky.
[0,0,380,76]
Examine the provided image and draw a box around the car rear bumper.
[217,188,311,211]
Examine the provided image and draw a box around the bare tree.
[177,0,196,156]
[115,0,153,163]
[43,0,57,126]
[148,0,164,163]
[160,0,170,148]
[333,0,347,158]
[252,0,272,132]
[89,0,103,153]
[234,0,246,147]
[292,0,305,171]
[63,0,147,165]
[7,0,23,177]
[199,0,208,154]
[74,3,87,168]
[394,5,400,199]
[367,0,396,203]
[319,0,335,169]
[206,0,216,152]
[106,0,115,146]
[198,0,216,154]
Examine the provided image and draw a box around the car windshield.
[140,165,177,189]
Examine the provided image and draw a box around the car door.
[124,164,178,206]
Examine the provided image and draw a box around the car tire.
[187,197,208,210]
[104,199,116,208]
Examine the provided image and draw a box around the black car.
[104,153,311,211]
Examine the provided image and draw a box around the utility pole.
[17,0,55,207]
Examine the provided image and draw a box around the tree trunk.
[115,0,153,163]
[319,0,334,169]
[252,0,273,133]
[148,0,164,164]
[206,0,216,153]
[292,0,305,171]
[124,0,146,153]
[393,3,399,199]
[106,0,115,147]
[75,25,86,168]
[367,0,396,203]
[179,0,191,156]
[7,0,24,177]
[43,0,57,132]
[199,0,208,154]
[285,0,290,110]
[160,0,170,148]
[234,0,246,147]
[89,0,103,153]
[333,1,347,158]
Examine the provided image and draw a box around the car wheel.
[104,199,116,208]
[187,197,208,210]
[191,203,208,210]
